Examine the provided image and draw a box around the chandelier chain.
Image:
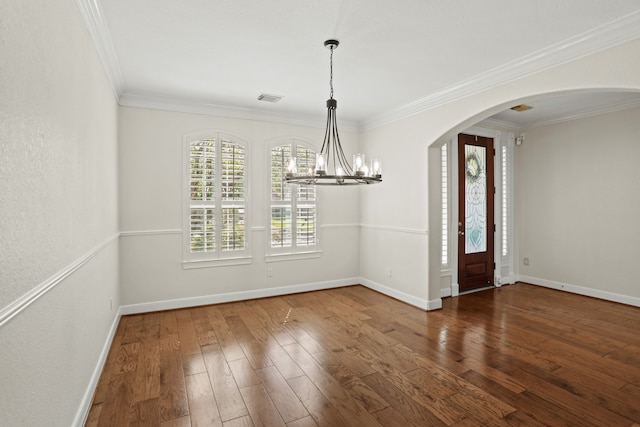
[329,46,334,99]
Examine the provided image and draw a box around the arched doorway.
[428,89,640,307]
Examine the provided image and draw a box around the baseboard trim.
[427,298,443,311]
[499,275,517,286]
[119,277,441,316]
[518,275,640,307]
[73,306,123,427]
[451,283,460,297]
[120,278,360,315]
[358,278,435,311]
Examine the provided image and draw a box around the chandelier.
[285,40,382,186]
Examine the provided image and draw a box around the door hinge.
[493,262,496,270]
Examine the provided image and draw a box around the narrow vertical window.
[441,143,449,266]
[185,133,248,264]
[269,140,319,255]
[501,144,509,258]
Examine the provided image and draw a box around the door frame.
[457,133,495,291]
[449,126,503,296]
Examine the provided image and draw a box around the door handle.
[458,231,464,236]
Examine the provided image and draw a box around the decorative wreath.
[465,152,482,182]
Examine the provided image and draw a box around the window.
[183,132,249,267]
[501,144,510,259]
[441,143,449,266]
[269,140,319,257]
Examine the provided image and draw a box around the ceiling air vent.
[257,93,283,103]
[510,104,533,112]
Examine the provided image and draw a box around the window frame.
[182,130,251,269]
[266,138,322,262]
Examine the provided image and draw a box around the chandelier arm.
[330,110,340,174]
[332,114,353,174]
[325,127,331,172]
[320,107,332,155]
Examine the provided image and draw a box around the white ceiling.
[93,0,640,128]
[485,91,640,129]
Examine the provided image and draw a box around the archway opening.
[427,88,640,307]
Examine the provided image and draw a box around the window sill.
[182,256,253,270]
[265,251,322,263]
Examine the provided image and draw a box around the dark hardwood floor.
[85,283,640,426]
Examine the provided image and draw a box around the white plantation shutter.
[271,206,292,248]
[190,139,216,252]
[185,133,248,262]
[220,139,245,251]
[269,140,319,254]
[295,145,316,247]
[296,207,316,246]
[270,145,292,248]
[441,143,449,267]
[271,145,292,202]
[501,144,511,259]
[295,145,316,203]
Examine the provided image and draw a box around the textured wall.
[0,0,119,425]
[0,0,118,306]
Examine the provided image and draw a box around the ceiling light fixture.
[285,39,382,186]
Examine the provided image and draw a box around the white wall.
[118,107,361,308]
[2,3,640,423]
[359,115,431,305]
[0,0,119,425]
[360,38,640,307]
[516,106,640,301]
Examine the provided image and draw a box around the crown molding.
[119,92,360,132]
[360,9,640,131]
[77,0,640,132]
[74,0,125,98]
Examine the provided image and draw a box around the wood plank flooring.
[86,283,640,426]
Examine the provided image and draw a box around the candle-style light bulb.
[371,158,381,177]
[287,158,297,175]
[315,153,326,175]
[353,154,365,176]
